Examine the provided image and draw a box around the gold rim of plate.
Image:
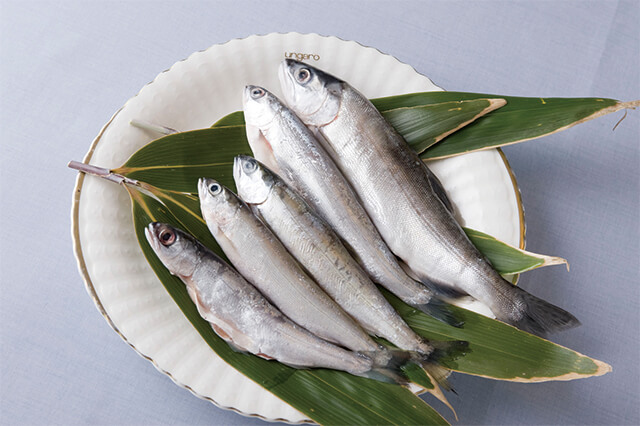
[70,32,527,423]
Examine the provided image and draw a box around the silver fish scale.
[249,173,433,354]
[278,59,579,335]
[198,181,379,352]
[319,86,526,318]
[251,95,436,306]
[147,224,374,374]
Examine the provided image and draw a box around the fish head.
[233,155,275,205]
[242,86,283,171]
[278,59,342,127]
[242,85,281,130]
[197,178,242,236]
[145,222,198,279]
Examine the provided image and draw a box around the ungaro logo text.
[284,52,320,61]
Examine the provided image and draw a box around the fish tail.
[505,286,581,336]
[363,349,413,385]
[363,340,470,386]
[411,298,464,328]
[363,339,468,386]
[415,339,469,392]
[430,340,470,366]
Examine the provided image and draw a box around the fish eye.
[296,68,311,83]
[250,87,265,99]
[159,229,176,246]
[243,159,258,173]
[209,183,222,195]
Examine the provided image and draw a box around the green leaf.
[126,186,449,426]
[380,99,505,153]
[113,127,251,194]
[464,227,568,275]
[381,289,610,382]
[370,92,637,160]
[115,133,567,277]
[125,179,609,384]
[105,88,622,421]
[209,100,505,154]
[212,111,245,127]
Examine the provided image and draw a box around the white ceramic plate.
[71,33,524,423]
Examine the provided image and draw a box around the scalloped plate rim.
[70,32,525,424]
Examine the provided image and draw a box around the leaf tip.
[592,359,613,377]
[487,98,507,111]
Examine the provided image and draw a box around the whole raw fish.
[242,85,457,326]
[279,59,579,335]
[197,177,379,352]
[234,155,433,354]
[144,222,388,377]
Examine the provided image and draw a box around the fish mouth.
[242,85,252,107]
[232,156,245,185]
[278,60,296,101]
[145,222,161,252]
[197,177,213,201]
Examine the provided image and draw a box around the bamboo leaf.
[369,92,638,160]
[381,99,506,153]
[78,86,628,423]
[209,99,505,154]
[114,134,567,277]
[126,186,449,425]
[124,177,608,383]
[464,227,568,274]
[381,289,611,382]
[113,127,251,194]
[212,111,245,127]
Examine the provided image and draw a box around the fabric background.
[1,1,638,424]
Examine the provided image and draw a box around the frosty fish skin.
[197,178,379,352]
[144,222,374,374]
[242,85,456,325]
[279,59,579,335]
[234,155,433,355]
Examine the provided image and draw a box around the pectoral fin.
[245,124,280,174]
[187,283,257,353]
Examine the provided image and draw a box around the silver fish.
[234,155,433,355]
[197,177,379,352]
[242,85,457,325]
[144,222,375,375]
[279,59,579,335]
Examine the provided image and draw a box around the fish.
[279,59,580,336]
[233,155,433,355]
[197,177,379,352]
[144,222,409,380]
[242,84,458,326]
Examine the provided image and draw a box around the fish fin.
[188,285,259,352]
[397,260,467,326]
[505,286,581,336]
[245,124,281,174]
[423,163,455,215]
[363,349,414,386]
[427,282,468,300]
[364,345,463,386]
[428,340,471,372]
[361,369,408,385]
[411,298,465,328]
[398,259,467,300]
